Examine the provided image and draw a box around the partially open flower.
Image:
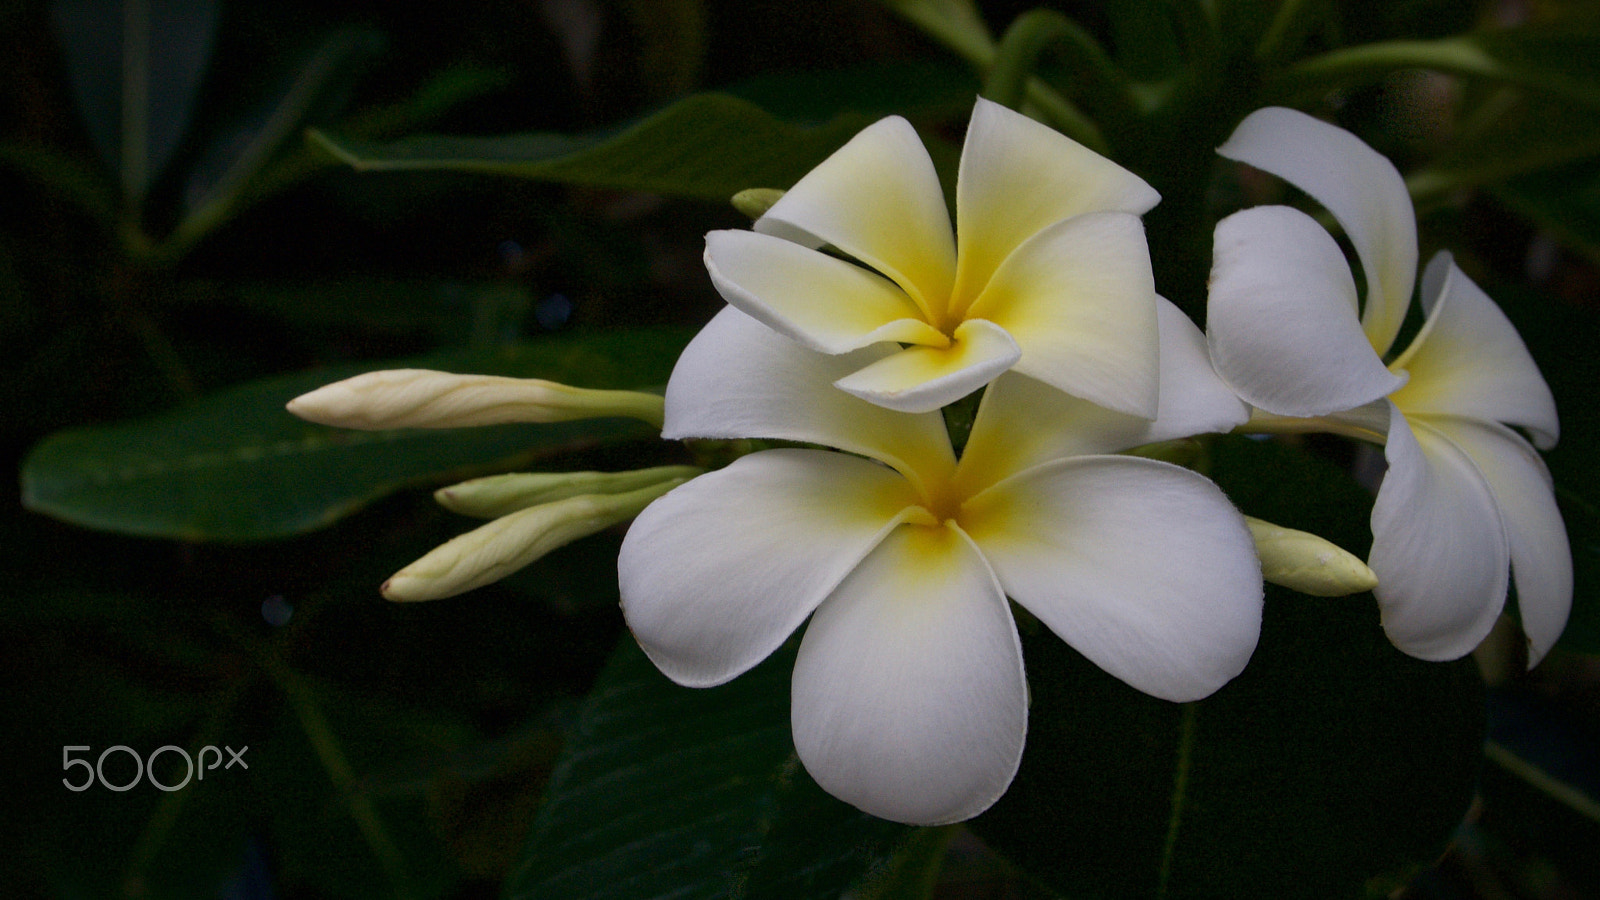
[618,305,1259,825]
[704,97,1162,414]
[1206,107,1569,665]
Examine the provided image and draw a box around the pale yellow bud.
[435,465,703,518]
[1245,517,1378,597]
[286,369,664,430]
[731,188,784,220]
[382,478,688,602]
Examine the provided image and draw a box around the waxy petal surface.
[961,456,1262,701]
[1370,406,1509,661]
[1422,416,1571,665]
[1391,254,1559,449]
[833,318,1021,414]
[619,449,920,688]
[664,307,955,489]
[704,230,945,353]
[1208,206,1405,416]
[950,97,1159,306]
[755,116,955,319]
[1218,106,1417,355]
[791,523,1026,825]
[966,211,1160,418]
[956,300,1248,496]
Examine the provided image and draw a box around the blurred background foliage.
[4,0,1599,897]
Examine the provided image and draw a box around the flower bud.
[383,478,688,602]
[731,188,785,220]
[435,465,703,518]
[1245,517,1378,597]
[287,369,664,430]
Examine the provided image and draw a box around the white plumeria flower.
[704,96,1163,415]
[618,302,1260,825]
[1206,106,1570,665]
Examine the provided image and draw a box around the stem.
[1157,702,1200,898]
[884,0,1110,152]
[1255,0,1314,63]
[984,9,1129,120]
[121,0,150,203]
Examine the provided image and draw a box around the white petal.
[964,211,1160,418]
[833,318,1021,414]
[1218,107,1417,355]
[961,456,1263,701]
[703,230,945,354]
[1390,253,1559,449]
[1207,206,1404,416]
[953,300,1248,496]
[791,522,1026,825]
[664,307,955,489]
[1420,416,1571,666]
[619,449,920,687]
[1369,406,1509,661]
[949,97,1159,306]
[755,116,955,320]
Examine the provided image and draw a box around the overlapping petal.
[1420,416,1571,665]
[964,211,1159,417]
[950,96,1159,305]
[1207,205,1405,416]
[832,318,1020,414]
[704,230,947,354]
[1391,253,1559,449]
[1218,106,1417,355]
[663,306,955,490]
[791,523,1026,825]
[619,449,921,687]
[960,456,1262,701]
[754,115,955,317]
[1369,406,1510,661]
[955,300,1247,496]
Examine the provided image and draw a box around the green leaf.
[20,328,691,542]
[154,27,386,263]
[1275,25,1600,113]
[971,436,1485,899]
[507,635,912,900]
[308,92,888,201]
[49,0,220,203]
[1409,95,1600,207]
[1492,156,1600,265]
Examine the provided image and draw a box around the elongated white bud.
[1245,517,1378,597]
[383,478,689,602]
[287,369,664,430]
[435,465,703,518]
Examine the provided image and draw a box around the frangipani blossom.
[705,96,1163,415]
[618,303,1259,825]
[1206,106,1569,665]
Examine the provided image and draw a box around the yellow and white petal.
[1390,253,1559,449]
[619,449,920,688]
[949,97,1159,305]
[1419,415,1570,666]
[791,522,1026,825]
[1369,406,1510,661]
[963,211,1159,418]
[754,116,955,320]
[955,300,1249,496]
[664,307,955,489]
[1218,107,1416,355]
[704,230,945,354]
[961,456,1262,702]
[833,318,1021,414]
[1208,206,1405,417]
